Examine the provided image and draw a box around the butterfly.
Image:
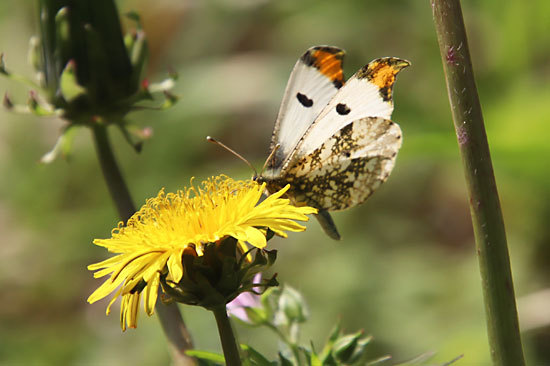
[256,46,409,240]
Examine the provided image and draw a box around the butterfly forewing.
[288,57,409,165]
[269,46,345,171]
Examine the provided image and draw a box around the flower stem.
[266,323,302,365]
[431,1,525,365]
[91,123,135,221]
[212,306,242,366]
[91,123,196,366]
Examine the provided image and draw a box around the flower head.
[88,175,317,330]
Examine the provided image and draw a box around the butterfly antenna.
[260,143,280,176]
[206,136,257,176]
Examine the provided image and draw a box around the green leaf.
[332,331,363,363]
[54,7,70,45]
[318,321,342,362]
[129,30,148,90]
[327,321,342,344]
[241,344,275,366]
[309,350,323,366]
[60,124,77,159]
[185,350,225,365]
[27,91,55,116]
[59,60,86,102]
[28,36,43,83]
[117,123,144,153]
[345,336,373,364]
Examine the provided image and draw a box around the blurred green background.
[1,0,549,364]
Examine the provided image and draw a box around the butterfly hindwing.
[289,57,409,164]
[270,46,345,170]
[280,117,402,211]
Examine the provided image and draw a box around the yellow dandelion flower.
[87,175,317,330]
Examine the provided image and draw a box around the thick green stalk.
[430,1,525,365]
[212,305,242,366]
[92,124,196,366]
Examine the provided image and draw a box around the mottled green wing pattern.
[282,117,402,211]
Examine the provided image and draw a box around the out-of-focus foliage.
[0,0,549,364]
[196,285,389,365]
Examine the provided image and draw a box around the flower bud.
[278,286,308,324]
[332,331,372,364]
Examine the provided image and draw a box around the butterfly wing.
[282,116,402,211]
[268,46,346,171]
[286,57,409,167]
[265,54,408,240]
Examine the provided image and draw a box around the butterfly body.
[258,46,409,240]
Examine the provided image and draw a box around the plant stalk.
[430,1,525,365]
[91,123,196,366]
[266,323,302,365]
[212,305,242,366]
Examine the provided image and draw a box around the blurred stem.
[91,123,135,221]
[266,323,302,365]
[431,1,525,365]
[212,305,242,366]
[91,123,196,366]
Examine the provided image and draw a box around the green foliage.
[226,284,386,365]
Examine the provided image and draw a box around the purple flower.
[226,273,262,322]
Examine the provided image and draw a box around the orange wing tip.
[301,46,346,88]
[357,57,411,101]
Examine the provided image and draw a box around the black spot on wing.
[332,79,344,89]
[296,92,313,107]
[336,103,351,115]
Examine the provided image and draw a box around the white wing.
[268,46,346,172]
[284,117,403,211]
[287,57,410,166]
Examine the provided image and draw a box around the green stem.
[212,305,242,366]
[431,1,525,365]
[91,123,196,366]
[91,123,135,221]
[266,323,302,365]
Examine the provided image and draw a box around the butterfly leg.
[315,210,341,240]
